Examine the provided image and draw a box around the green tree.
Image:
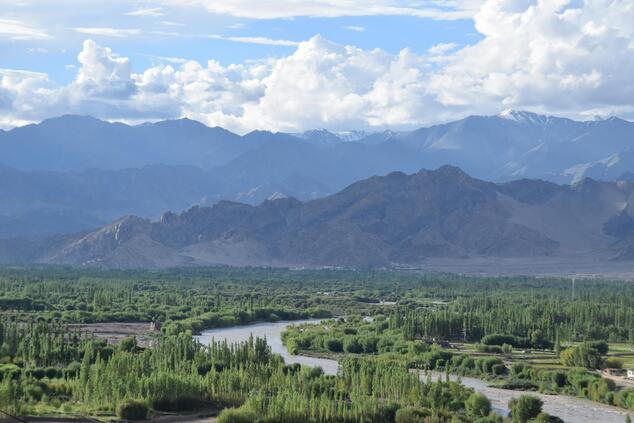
[465,392,491,417]
[217,407,258,423]
[509,395,543,423]
[560,344,602,369]
[117,399,149,420]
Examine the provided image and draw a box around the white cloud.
[161,0,480,20]
[148,55,189,64]
[208,35,300,46]
[161,21,185,26]
[0,18,50,40]
[126,7,165,17]
[27,47,49,54]
[425,0,634,115]
[73,39,136,99]
[75,27,142,37]
[0,68,56,124]
[427,42,458,55]
[2,0,634,131]
[343,26,365,32]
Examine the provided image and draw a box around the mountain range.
[2,166,634,272]
[1,110,634,240]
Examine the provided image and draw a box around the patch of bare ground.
[68,322,158,348]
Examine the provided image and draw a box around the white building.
[627,369,634,379]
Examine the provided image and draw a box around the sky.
[0,0,633,133]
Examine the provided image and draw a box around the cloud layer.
[1,0,633,132]
[161,0,480,20]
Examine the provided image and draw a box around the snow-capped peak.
[267,192,288,201]
[335,130,369,142]
[294,128,372,143]
[498,109,548,125]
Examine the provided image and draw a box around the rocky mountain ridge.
[8,166,633,270]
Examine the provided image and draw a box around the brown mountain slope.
[33,166,634,269]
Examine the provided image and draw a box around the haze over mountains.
[4,166,634,272]
[1,110,634,240]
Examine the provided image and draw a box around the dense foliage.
[0,266,633,420]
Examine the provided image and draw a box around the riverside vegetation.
[0,266,633,422]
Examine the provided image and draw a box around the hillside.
[7,166,632,271]
[1,112,634,239]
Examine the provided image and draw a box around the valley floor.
[418,257,634,279]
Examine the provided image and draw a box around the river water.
[195,320,632,423]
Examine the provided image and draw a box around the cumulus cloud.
[426,0,634,117]
[73,39,136,98]
[0,68,56,123]
[1,0,634,131]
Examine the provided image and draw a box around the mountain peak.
[428,164,471,179]
[497,109,549,125]
[40,114,109,126]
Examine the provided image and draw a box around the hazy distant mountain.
[1,111,634,239]
[9,166,634,270]
[389,110,634,181]
[294,129,384,143]
[563,149,634,183]
[0,115,248,171]
[0,163,222,238]
[3,111,632,181]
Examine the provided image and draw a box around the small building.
[627,369,634,380]
[149,321,162,332]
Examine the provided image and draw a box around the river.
[195,320,632,423]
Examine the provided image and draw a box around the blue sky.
[0,1,633,132]
[1,2,479,83]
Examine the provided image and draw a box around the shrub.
[325,338,343,352]
[119,336,139,353]
[509,395,543,423]
[394,406,431,423]
[534,412,564,423]
[587,341,609,355]
[560,344,602,369]
[343,337,363,354]
[481,334,521,347]
[304,366,324,379]
[24,383,44,401]
[492,363,507,375]
[465,392,491,417]
[476,344,504,354]
[603,357,623,369]
[117,399,149,420]
[217,407,258,423]
[45,367,61,379]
